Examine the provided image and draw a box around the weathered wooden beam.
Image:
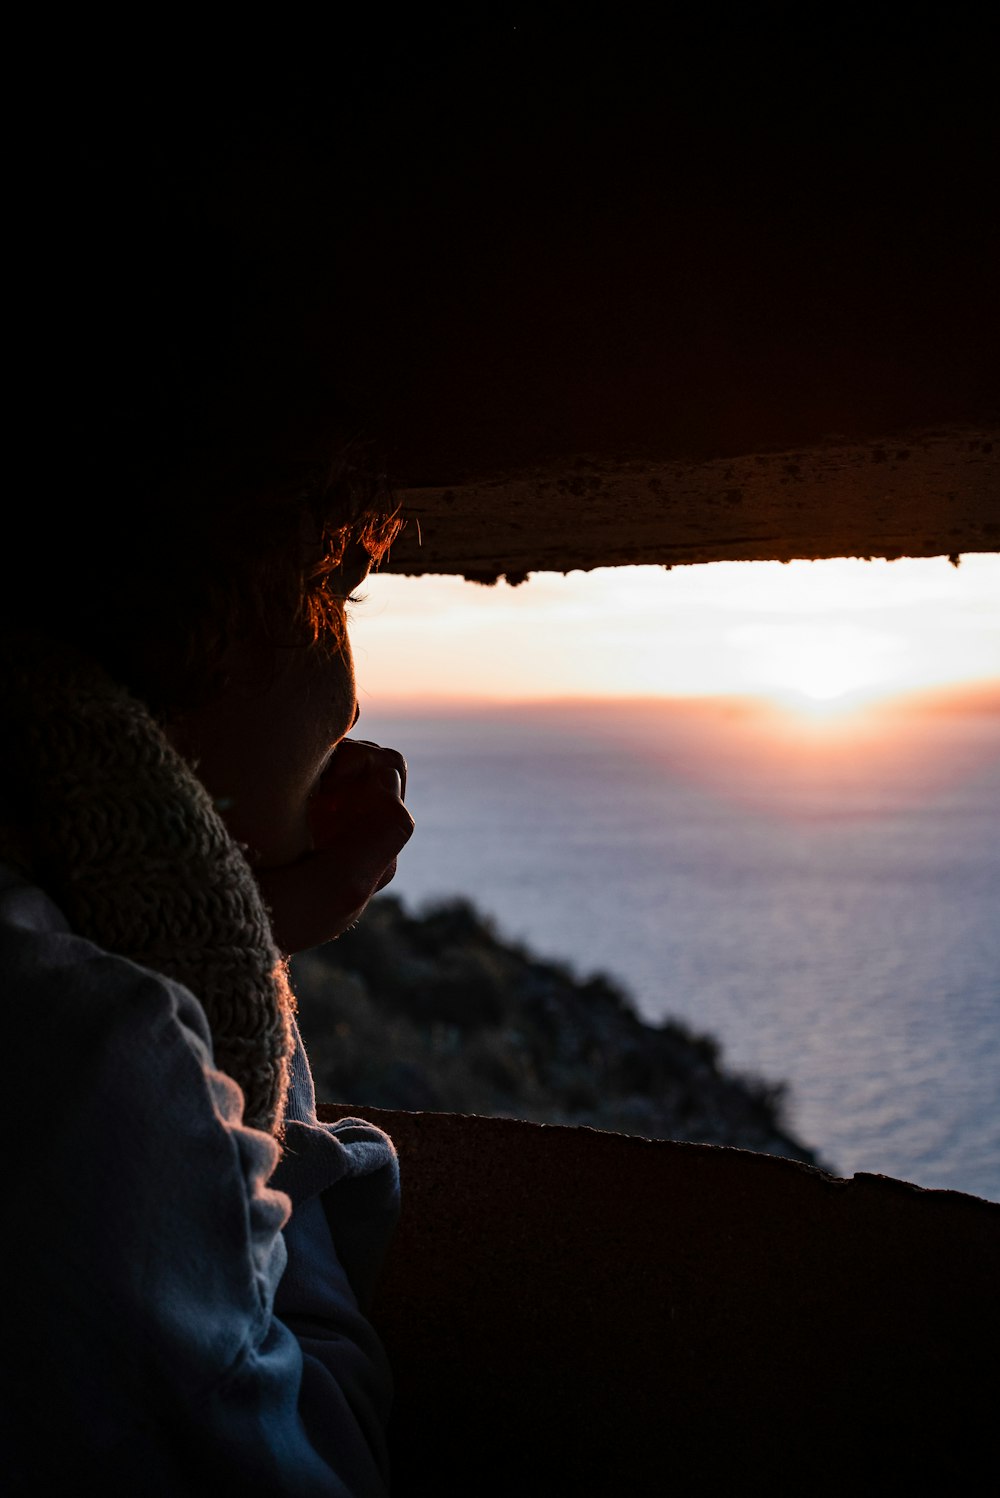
[387,425,999,581]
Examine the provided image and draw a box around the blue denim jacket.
[2,869,399,1496]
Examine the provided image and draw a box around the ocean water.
[360,691,1000,1201]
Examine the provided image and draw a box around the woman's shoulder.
[2,862,396,1493]
[1,863,225,1120]
[1,862,287,1321]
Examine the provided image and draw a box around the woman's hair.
[3,443,401,719]
[9,134,403,717]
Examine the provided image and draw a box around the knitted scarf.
[0,634,293,1136]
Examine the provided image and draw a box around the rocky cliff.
[293,894,825,1165]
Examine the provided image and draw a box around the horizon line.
[356,676,1000,716]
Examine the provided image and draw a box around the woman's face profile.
[168,626,360,870]
[165,546,413,954]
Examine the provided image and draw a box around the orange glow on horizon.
[603,683,1000,817]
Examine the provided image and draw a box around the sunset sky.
[350,553,1000,713]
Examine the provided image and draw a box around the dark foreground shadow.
[320,1105,997,1495]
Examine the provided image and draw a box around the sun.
[734,617,905,717]
[794,664,863,701]
[765,687,879,730]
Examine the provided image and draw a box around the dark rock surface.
[293,894,826,1166]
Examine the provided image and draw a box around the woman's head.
[3,441,400,719]
[9,128,403,717]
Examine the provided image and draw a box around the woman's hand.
[255,740,414,956]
